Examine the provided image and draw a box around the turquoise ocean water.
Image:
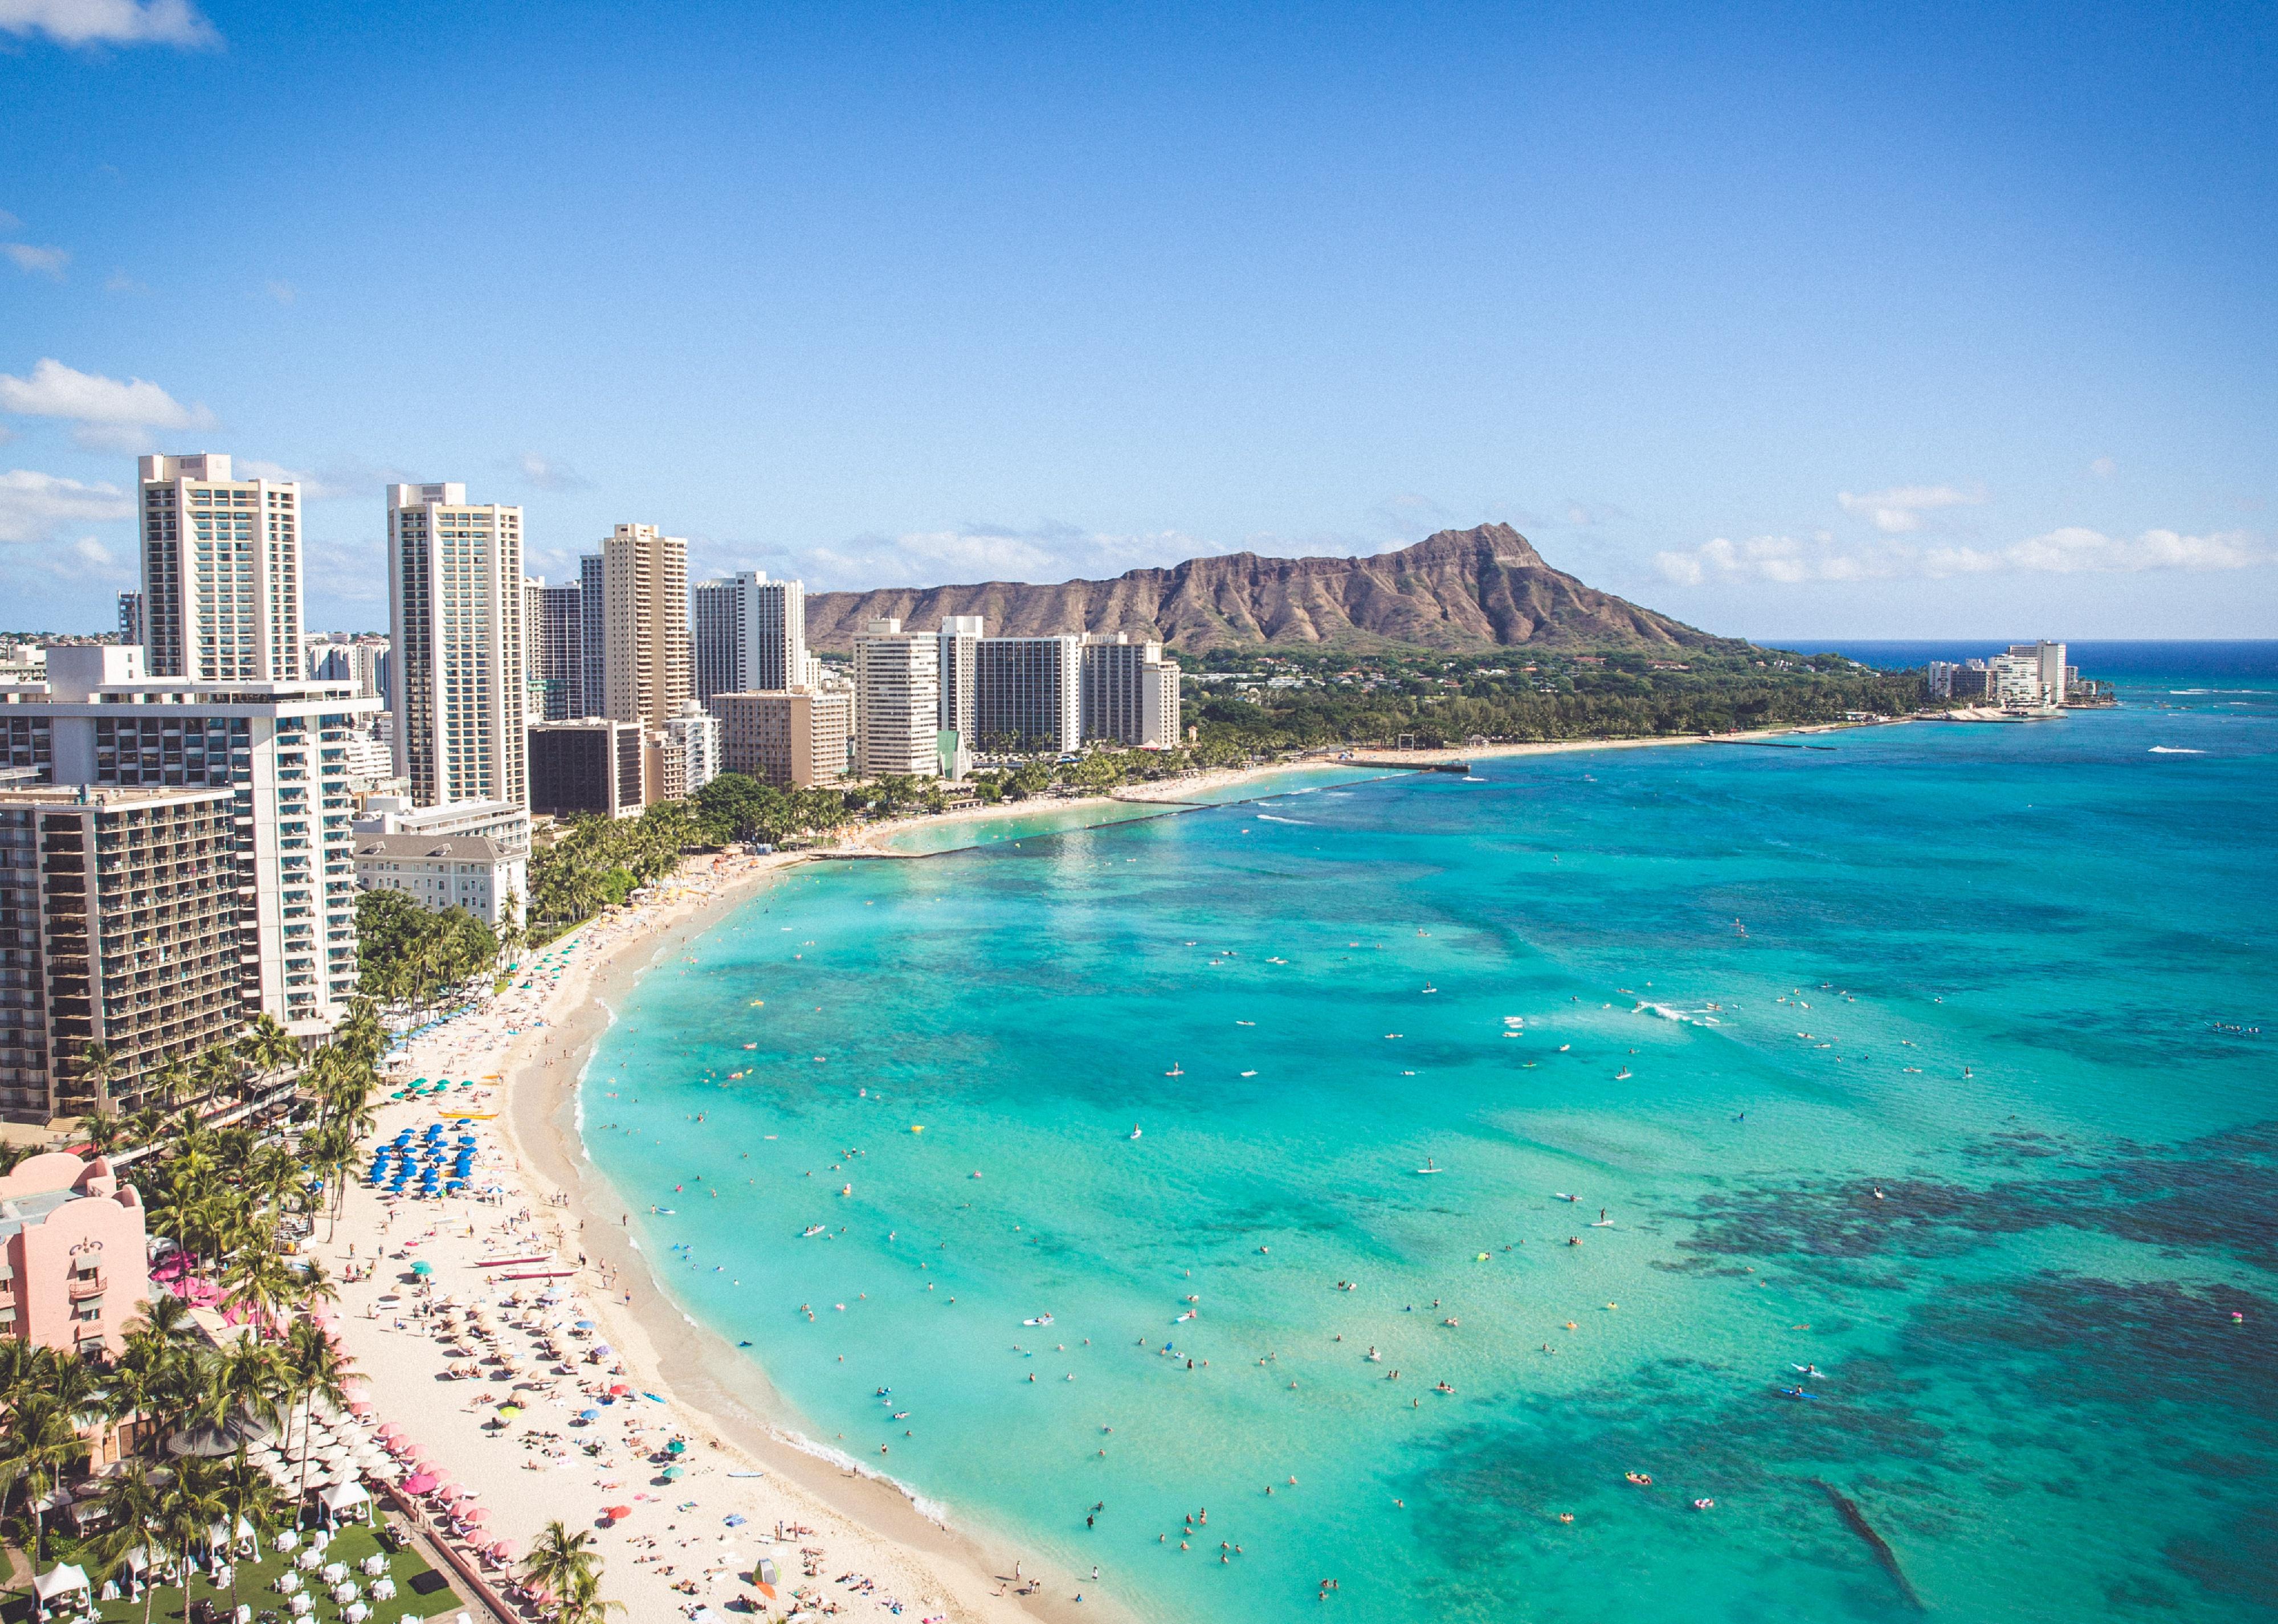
[582,649,2276,1623]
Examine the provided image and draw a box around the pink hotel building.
[0,1152,150,1358]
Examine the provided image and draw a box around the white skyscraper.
[693,571,807,707]
[937,615,983,745]
[386,482,528,809]
[137,452,306,682]
[854,619,943,778]
[2007,641,2068,704]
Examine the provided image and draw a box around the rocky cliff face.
[803,523,1718,654]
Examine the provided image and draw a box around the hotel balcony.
[67,1271,105,1300]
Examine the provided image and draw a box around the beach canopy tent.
[168,1417,274,1457]
[317,1483,370,1523]
[34,1565,92,1610]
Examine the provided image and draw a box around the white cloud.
[0,469,134,543]
[265,279,296,305]
[1657,525,2271,586]
[3,244,68,279]
[105,269,148,293]
[742,522,1238,594]
[1835,483,1986,534]
[0,0,221,48]
[235,458,357,500]
[516,452,592,493]
[0,358,215,450]
[2089,456,2116,479]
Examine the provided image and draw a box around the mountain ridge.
[801,523,1721,655]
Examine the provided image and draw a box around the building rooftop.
[0,784,234,810]
[353,834,508,862]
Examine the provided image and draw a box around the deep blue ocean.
[582,643,2276,1623]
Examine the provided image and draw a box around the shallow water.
[583,654,2277,1623]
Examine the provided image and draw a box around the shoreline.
[324,852,1117,1624]
[499,870,1121,1624]
[327,715,1911,1624]
[844,716,1910,854]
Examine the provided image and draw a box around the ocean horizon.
[579,644,2276,1623]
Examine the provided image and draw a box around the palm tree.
[239,1013,299,1097]
[561,1569,623,1624]
[152,1052,194,1109]
[222,1248,304,1339]
[78,1104,128,1156]
[0,1392,85,1559]
[279,1318,353,1511]
[522,1520,602,1616]
[214,1454,282,1616]
[93,1457,168,1624]
[160,1456,227,1624]
[75,1038,122,1113]
[192,1043,239,1109]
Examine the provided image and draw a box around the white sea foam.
[2149,746,2206,754]
[774,1427,953,1523]
[1255,813,1310,824]
[1634,1001,1685,1021]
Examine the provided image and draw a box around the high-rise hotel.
[692,571,811,706]
[137,453,305,681]
[386,483,528,809]
[601,524,690,728]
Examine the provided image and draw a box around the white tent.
[33,1564,91,1609]
[317,1482,370,1523]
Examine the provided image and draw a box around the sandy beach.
[319,852,1115,1624]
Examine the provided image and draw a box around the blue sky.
[2,0,2272,639]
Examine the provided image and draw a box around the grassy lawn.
[2,1523,466,1624]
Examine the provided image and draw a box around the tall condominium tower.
[116,591,145,647]
[2007,641,2068,704]
[578,554,606,717]
[854,619,942,777]
[525,577,585,721]
[386,482,528,809]
[692,571,807,707]
[1081,633,1182,746]
[937,615,982,745]
[975,634,1082,754]
[137,452,305,681]
[601,524,689,728]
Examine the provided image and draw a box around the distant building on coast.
[715,689,853,788]
[385,481,528,810]
[599,524,690,729]
[693,572,811,708]
[1929,641,2072,706]
[353,832,526,928]
[527,717,646,819]
[854,619,944,777]
[525,577,585,721]
[136,453,304,683]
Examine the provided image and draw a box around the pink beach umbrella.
[488,1540,517,1564]
[374,1425,403,1443]
[402,1472,436,1495]
[462,1507,490,1527]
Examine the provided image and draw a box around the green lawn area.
[3,1523,466,1624]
